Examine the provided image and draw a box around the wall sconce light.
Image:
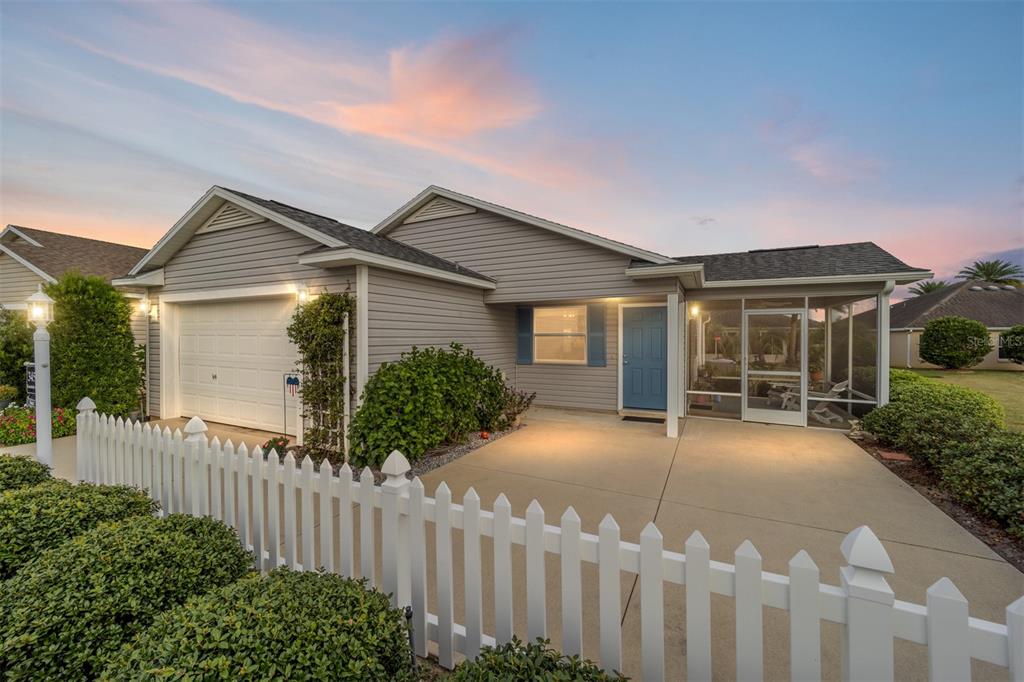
[138,298,151,316]
[296,283,310,304]
[690,304,700,318]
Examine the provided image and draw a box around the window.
[534,306,587,363]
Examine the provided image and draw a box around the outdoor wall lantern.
[138,297,151,316]
[296,282,310,304]
[690,304,700,318]
[25,285,54,467]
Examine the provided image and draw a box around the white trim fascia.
[0,243,55,283]
[702,270,934,288]
[373,186,677,265]
[625,263,705,281]
[158,283,299,304]
[298,247,497,290]
[1,226,43,247]
[112,268,164,287]
[129,186,345,276]
[356,265,369,408]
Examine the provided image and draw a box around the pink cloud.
[787,141,883,183]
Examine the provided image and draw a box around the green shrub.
[449,637,626,681]
[918,316,992,369]
[862,373,1004,464]
[349,343,534,467]
[1000,324,1024,364]
[0,454,51,492]
[0,480,156,578]
[0,306,32,403]
[47,273,145,416]
[940,431,1024,539]
[0,384,17,402]
[101,568,414,682]
[889,368,925,388]
[0,514,252,680]
[0,405,76,446]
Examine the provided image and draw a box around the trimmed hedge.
[918,316,992,369]
[861,375,1004,464]
[940,431,1024,539]
[0,454,51,492]
[449,637,627,681]
[0,480,156,578]
[349,343,534,467]
[0,514,252,681]
[101,569,415,681]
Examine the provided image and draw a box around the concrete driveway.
[418,407,1023,680]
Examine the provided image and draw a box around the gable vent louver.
[403,197,477,224]
[196,203,263,234]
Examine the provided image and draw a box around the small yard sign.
[24,361,35,408]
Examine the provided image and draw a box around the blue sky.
[1,1,1020,282]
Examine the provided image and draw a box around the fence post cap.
[381,450,411,478]
[75,396,96,413]
[926,577,966,603]
[183,415,208,438]
[841,526,894,574]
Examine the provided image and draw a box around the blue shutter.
[516,306,533,364]
[587,303,606,367]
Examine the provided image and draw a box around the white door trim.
[158,283,300,304]
[617,302,669,414]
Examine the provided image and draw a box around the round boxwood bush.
[101,568,415,681]
[0,453,51,492]
[862,375,1004,464]
[1000,324,1024,364]
[0,480,156,578]
[0,514,252,680]
[449,637,626,681]
[940,430,1024,539]
[918,316,992,369]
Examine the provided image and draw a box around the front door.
[742,310,806,426]
[622,306,667,410]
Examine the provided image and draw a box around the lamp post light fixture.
[26,285,54,467]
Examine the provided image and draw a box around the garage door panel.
[178,298,298,434]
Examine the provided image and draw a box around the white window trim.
[532,305,588,365]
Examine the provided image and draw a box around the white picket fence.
[73,398,1023,681]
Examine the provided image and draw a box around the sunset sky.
[1,1,1021,284]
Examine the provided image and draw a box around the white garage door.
[179,298,298,434]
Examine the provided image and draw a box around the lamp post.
[26,285,54,467]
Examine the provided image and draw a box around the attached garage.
[175,297,298,434]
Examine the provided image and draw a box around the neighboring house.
[889,281,1024,371]
[113,185,931,437]
[0,225,151,349]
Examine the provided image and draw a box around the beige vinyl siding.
[514,301,619,411]
[0,253,46,305]
[160,219,356,294]
[385,209,676,303]
[366,267,515,376]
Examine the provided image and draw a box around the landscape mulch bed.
[852,435,1024,573]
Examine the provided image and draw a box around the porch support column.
[667,292,681,438]
[878,280,894,406]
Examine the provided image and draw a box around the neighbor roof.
[1,225,149,283]
[220,188,493,283]
[890,280,1024,329]
[630,242,928,283]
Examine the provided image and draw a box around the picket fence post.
[840,525,895,682]
[380,450,411,609]
[183,416,207,517]
[75,397,96,482]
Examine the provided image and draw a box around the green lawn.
[912,369,1024,431]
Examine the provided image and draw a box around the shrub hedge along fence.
[349,343,535,468]
[102,569,416,682]
[0,453,51,492]
[0,480,156,578]
[449,637,627,681]
[918,315,992,369]
[0,514,252,681]
[864,369,1023,539]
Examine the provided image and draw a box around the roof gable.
[373,185,676,265]
[0,225,149,283]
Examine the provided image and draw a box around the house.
[889,281,1024,371]
[112,185,932,437]
[0,225,151,348]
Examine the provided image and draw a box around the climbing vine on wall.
[286,290,354,461]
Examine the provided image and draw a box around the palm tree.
[956,259,1024,285]
[908,280,947,296]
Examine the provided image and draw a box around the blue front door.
[622,306,667,410]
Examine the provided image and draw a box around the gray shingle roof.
[3,226,149,282]
[631,242,925,282]
[890,281,1024,328]
[221,188,493,283]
